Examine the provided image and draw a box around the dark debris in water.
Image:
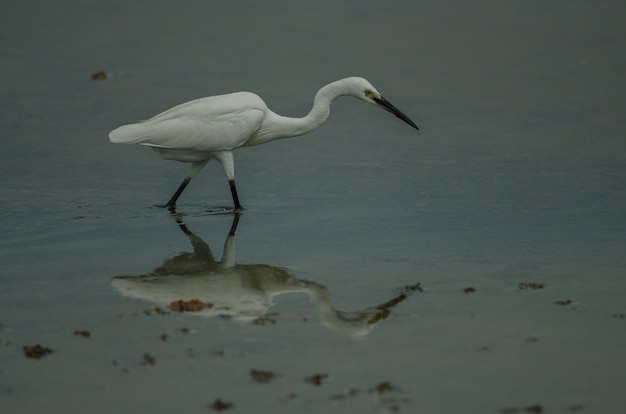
[91,70,108,80]
[23,344,53,359]
[517,282,545,290]
[73,330,91,338]
[463,287,476,294]
[499,404,544,413]
[330,381,407,412]
[304,373,328,386]
[209,398,234,411]
[143,307,169,316]
[369,381,400,394]
[170,299,213,312]
[250,369,279,383]
[252,313,278,325]
[140,353,156,367]
[331,382,398,398]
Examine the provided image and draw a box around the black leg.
[229,179,243,211]
[164,177,191,209]
[160,160,208,209]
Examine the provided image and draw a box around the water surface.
[1,1,625,413]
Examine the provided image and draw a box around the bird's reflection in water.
[111,213,421,337]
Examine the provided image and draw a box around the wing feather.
[109,92,267,152]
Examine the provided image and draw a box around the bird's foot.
[154,202,177,211]
[155,204,242,215]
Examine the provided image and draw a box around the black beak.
[373,96,419,130]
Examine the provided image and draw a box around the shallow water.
[2,0,626,413]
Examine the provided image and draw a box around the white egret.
[109,76,418,210]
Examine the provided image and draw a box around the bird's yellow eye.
[364,90,381,102]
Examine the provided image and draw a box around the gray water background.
[1,0,625,413]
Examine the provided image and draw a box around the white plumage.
[109,77,418,210]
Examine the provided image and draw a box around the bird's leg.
[213,151,243,211]
[229,180,242,211]
[163,160,208,209]
[164,178,190,210]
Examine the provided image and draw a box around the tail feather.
[109,123,150,144]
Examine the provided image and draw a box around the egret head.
[346,77,419,130]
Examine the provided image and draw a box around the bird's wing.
[109,109,265,152]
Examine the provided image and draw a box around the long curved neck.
[298,81,342,134]
[266,80,349,139]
